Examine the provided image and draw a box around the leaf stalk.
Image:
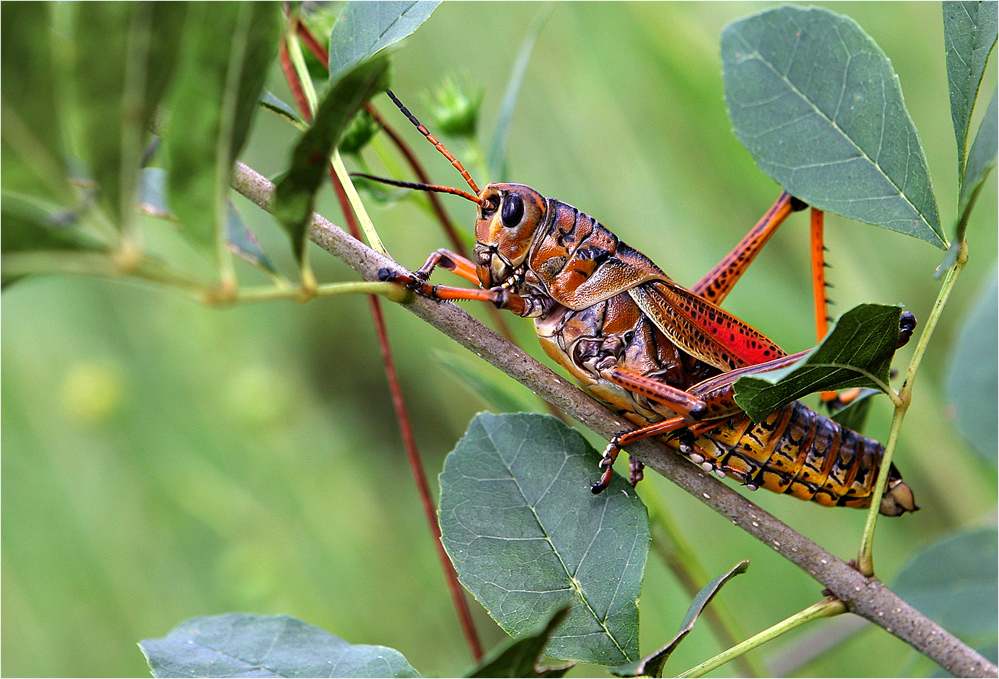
[676,598,846,678]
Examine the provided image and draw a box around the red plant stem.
[296,18,328,66]
[329,166,484,662]
[279,40,312,124]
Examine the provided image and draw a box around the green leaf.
[611,561,750,678]
[943,1,998,181]
[260,90,307,128]
[69,3,187,230]
[273,56,390,265]
[328,1,441,84]
[722,6,945,248]
[438,413,649,666]
[892,528,998,641]
[959,88,998,221]
[226,202,280,275]
[946,269,998,465]
[829,388,879,433]
[734,304,902,422]
[488,3,556,182]
[466,605,574,678]
[165,3,281,256]
[0,3,72,204]
[139,613,420,678]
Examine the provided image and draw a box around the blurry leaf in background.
[140,613,421,678]
[722,6,945,248]
[164,2,281,256]
[942,0,998,183]
[892,528,998,642]
[0,193,95,255]
[327,1,441,84]
[69,3,187,231]
[734,304,902,422]
[225,201,281,276]
[466,605,574,678]
[273,55,390,265]
[1,3,72,205]
[432,350,534,414]
[612,561,750,678]
[946,268,998,465]
[488,2,556,183]
[439,413,649,666]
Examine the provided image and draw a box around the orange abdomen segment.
[685,401,912,514]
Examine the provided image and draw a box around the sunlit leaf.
[734,304,902,422]
[139,613,420,678]
[328,1,440,84]
[611,561,749,678]
[723,6,945,248]
[943,1,998,181]
[165,2,281,255]
[439,413,649,666]
[946,270,998,465]
[466,605,574,678]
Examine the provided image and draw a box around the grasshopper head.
[474,183,547,287]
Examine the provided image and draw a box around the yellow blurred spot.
[61,360,126,424]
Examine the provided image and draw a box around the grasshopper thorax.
[474,183,547,288]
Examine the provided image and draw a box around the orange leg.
[379,266,532,315]
[691,191,806,304]
[415,248,479,284]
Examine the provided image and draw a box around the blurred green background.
[3,3,996,677]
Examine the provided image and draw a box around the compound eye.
[501,192,524,227]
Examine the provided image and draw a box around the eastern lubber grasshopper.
[360,91,918,517]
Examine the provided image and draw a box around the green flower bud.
[425,74,484,139]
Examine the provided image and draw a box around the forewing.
[629,281,786,371]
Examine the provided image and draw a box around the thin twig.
[231,161,997,678]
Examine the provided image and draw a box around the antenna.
[350,173,482,205]
[385,90,481,195]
